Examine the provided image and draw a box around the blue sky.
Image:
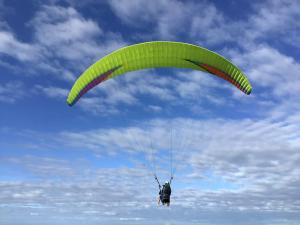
[1,0,300,224]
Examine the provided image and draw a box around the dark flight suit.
[160,183,171,206]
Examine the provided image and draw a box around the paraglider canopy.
[67,41,252,106]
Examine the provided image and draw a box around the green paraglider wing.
[67,41,252,106]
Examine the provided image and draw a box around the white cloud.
[1,114,300,224]
[108,0,164,26]
[28,5,126,80]
[1,155,79,178]
[0,4,126,104]
[109,0,300,49]
[35,85,69,98]
[31,6,102,61]
[228,44,300,112]
[0,30,39,61]
[0,81,25,103]
[247,0,300,45]
[108,0,230,43]
[4,115,297,201]
[147,105,162,112]
[0,4,126,82]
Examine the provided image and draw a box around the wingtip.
[246,87,252,95]
[67,100,73,107]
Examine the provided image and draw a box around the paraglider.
[67,41,252,206]
[156,176,173,206]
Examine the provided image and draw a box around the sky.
[0,0,300,224]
